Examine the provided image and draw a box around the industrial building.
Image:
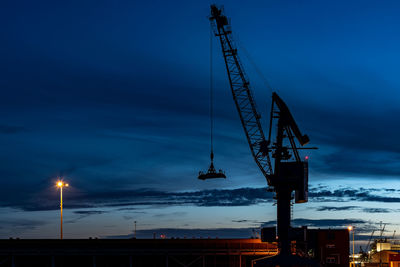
[0,238,276,267]
[0,229,348,267]
[361,241,400,267]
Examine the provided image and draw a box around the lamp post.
[57,181,69,239]
[134,221,137,239]
[348,226,355,267]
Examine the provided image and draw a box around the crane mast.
[210,5,313,257]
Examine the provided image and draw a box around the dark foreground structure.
[0,229,348,267]
[0,239,275,267]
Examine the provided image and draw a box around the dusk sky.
[1,0,400,247]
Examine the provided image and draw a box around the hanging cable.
[210,23,214,161]
[234,33,275,144]
[198,24,226,180]
[234,33,274,94]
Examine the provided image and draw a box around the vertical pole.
[277,187,291,255]
[353,230,355,267]
[349,228,353,267]
[60,186,63,240]
[129,255,132,267]
[134,221,137,239]
[274,118,292,256]
[349,229,352,267]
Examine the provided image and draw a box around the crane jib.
[210,7,273,183]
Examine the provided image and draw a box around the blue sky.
[1,0,400,248]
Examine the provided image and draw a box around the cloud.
[315,206,397,213]
[73,210,108,215]
[153,212,187,218]
[315,149,400,177]
[3,185,400,212]
[231,219,263,226]
[289,95,400,178]
[117,208,147,214]
[0,219,46,231]
[262,218,366,228]
[87,187,272,208]
[362,208,392,213]
[309,187,400,203]
[384,189,398,192]
[0,187,271,211]
[232,220,248,223]
[64,187,272,210]
[315,206,358,211]
[64,210,109,224]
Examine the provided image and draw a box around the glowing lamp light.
[305,156,309,160]
[348,226,353,231]
[57,181,69,187]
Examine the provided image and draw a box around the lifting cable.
[209,23,214,161]
[234,33,275,139]
[197,25,226,180]
[234,33,274,94]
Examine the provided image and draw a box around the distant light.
[348,226,353,231]
[305,156,309,160]
[57,181,69,188]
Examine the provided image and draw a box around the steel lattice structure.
[210,6,272,184]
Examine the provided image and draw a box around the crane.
[358,230,375,263]
[209,5,314,257]
[379,222,386,241]
[366,230,375,252]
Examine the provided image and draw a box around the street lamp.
[57,180,69,239]
[348,226,355,267]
